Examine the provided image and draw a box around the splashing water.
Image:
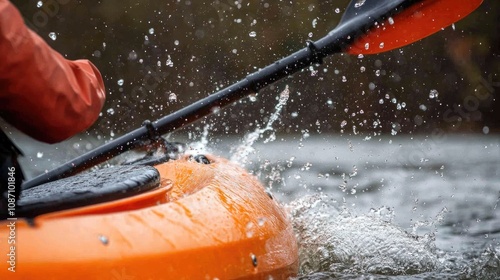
[230,86,290,165]
[288,195,439,277]
[186,124,212,156]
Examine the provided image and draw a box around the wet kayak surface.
[18,133,500,279]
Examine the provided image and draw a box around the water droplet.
[128,50,138,60]
[210,106,221,114]
[483,126,490,134]
[312,18,318,28]
[246,222,254,238]
[166,55,174,67]
[106,108,115,115]
[37,1,43,8]
[354,0,366,8]
[148,28,154,34]
[335,8,340,13]
[249,94,257,102]
[360,66,366,73]
[379,42,385,49]
[48,32,57,41]
[364,43,370,50]
[98,235,109,245]
[174,40,179,45]
[250,253,258,267]
[429,89,439,99]
[342,76,347,82]
[36,152,43,158]
[117,79,124,86]
[340,120,347,128]
[168,92,177,102]
[249,31,257,37]
[388,17,395,25]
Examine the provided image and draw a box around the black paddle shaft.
[23,0,420,189]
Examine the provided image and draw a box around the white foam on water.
[287,195,439,276]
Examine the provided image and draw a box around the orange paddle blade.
[347,0,483,55]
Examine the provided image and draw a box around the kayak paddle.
[22,0,483,189]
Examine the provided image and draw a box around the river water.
[237,135,500,279]
[14,130,500,279]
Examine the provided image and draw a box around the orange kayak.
[0,155,298,279]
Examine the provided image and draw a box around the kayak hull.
[0,155,298,279]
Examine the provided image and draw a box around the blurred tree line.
[12,0,499,140]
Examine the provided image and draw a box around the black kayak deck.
[17,165,160,218]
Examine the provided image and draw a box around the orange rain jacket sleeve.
[0,0,105,143]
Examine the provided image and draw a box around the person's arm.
[0,0,105,143]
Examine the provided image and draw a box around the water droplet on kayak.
[37,1,42,8]
[36,152,43,158]
[174,40,179,45]
[149,28,154,34]
[360,66,366,73]
[388,17,395,25]
[354,0,366,8]
[98,235,109,245]
[48,32,57,41]
[257,218,266,226]
[250,253,258,267]
[246,222,254,238]
[163,179,173,189]
[364,43,370,50]
[379,42,385,49]
[335,8,340,13]
[117,79,124,86]
[249,31,257,37]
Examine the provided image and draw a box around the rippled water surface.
[240,135,500,279]
[18,134,500,279]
